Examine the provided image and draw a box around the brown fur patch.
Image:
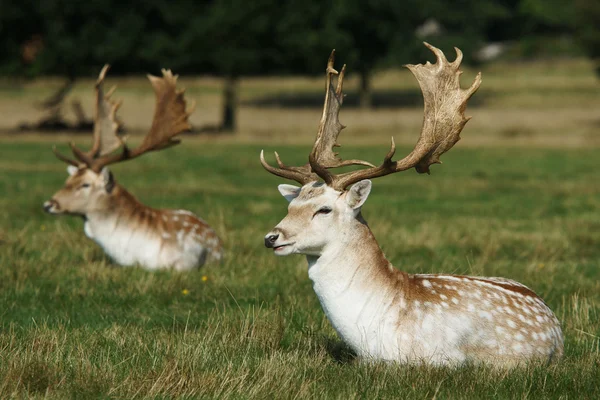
[406,273,563,360]
[297,183,326,201]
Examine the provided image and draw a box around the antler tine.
[324,42,481,190]
[423,41,448,67]
[260,150,316,185]
[69,142,94,166]
[336,63,345,95]
[275,151,294,169]
[52,145,80,166]
[452,47,463,68]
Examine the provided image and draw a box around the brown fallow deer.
[261,43,563,366]
[44,66,223,270]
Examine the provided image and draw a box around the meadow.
[0,57,599,398]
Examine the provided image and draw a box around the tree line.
[0,0,597,131]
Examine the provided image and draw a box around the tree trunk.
[359,69,372,109]
[222,75,238,132]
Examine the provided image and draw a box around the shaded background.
[0,0,597,134]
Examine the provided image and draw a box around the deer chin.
[273,243,295,256]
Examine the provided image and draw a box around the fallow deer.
[261,43,563,366]
[44,66,223,270]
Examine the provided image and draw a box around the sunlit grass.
[0,140,599,398]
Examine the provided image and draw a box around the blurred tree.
[327,0,426,108]
[499,0,598,76]
[7,0,593,133]
[284,0,507,108]
[0,0,44,76]
[573,0,600,77]
[518,0,577,33]
[0,1,165,77]
[424,0,510,60]
[0,0,179,130]
[169,0,287,132]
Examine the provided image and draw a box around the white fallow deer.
[44,65,223,270]
[261,43,563,366]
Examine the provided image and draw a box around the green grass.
[0,140,599,399]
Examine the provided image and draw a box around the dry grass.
[0,57,598,148]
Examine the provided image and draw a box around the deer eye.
[314,207,332,217]
[80,183,91,189]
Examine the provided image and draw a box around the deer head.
[44,64,193,216]
[43,166,115,215]
[262,43,481,256]
[264,181,373,256]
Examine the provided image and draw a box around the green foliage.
[0,0,598,78]
[148,0,287,77]
[0,0,185,77]
[574,0,600,76]
[0,0,516,78]
[327,0,424,73]
[518,0,577,31]
[0,0,44,76]
[488,0,598,64]
[0,139,599,398]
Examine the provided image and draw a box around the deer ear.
[346,180,372,210]
[67,165,78,176]
[278,184,301,203]
[101,167,115,193]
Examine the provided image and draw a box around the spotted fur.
[265,181,563,366]
[45,167,222,270]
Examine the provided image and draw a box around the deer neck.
[306,215,408,356]
[307,215,395,282]
[84,184,152,237]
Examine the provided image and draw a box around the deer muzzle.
[43,199,60,214]
[264,233,279,248]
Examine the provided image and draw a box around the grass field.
[0,58,599,398]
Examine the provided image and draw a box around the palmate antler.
[261,42,482,191]
[53,65,193,172]
[52,65,122,167]
[260,50,375,185]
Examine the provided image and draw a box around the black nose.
[43,200,56,213]
[264,234,279,248]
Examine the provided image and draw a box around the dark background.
[0,0,598,131]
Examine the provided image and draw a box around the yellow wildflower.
[182,289,190,295]
[201,275,208,282]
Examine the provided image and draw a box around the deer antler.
[136,70,192,153]
[53,66,193,173]
[259,150,316,185]
[308,42,482,190]
[310,51,376,170]
[92,66,124,157]
[260,50,375,185]
[68,65,124,167]
[53,65,123,167]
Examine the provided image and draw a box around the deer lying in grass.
[261,43,563,366]
[44,66,223,270]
